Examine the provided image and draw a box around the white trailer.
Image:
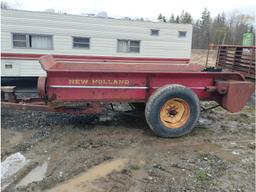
[1,9,192,77]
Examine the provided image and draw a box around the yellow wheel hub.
[160,98,190,128]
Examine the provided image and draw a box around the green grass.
[196,169,209,182]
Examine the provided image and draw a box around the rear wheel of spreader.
[145,84,200,138]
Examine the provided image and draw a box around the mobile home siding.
[1,9,192,77]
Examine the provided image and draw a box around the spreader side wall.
[148,74,214,100]
[46,72,244,103]
[47,72,148,102]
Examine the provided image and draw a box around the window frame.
[72,36,90,49]
[12,33,54,50]
[117,39,141,53]
[178,31,187,38]
[150,29,159,36]
[12,33,29,48]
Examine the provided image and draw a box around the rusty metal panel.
[39,55,201,74]
[217,80,255,112]
[41,70,253,113]
[37,76,47,98]
[46,72,148,102]
[42,55,246,104]
[38,55,249,107]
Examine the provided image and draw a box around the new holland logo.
[68,79,130,86]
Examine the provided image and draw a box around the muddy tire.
[145,84,200,138]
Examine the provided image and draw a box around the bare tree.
[191,9,255,48]
[1,0,21,9]
[1,1,10,9]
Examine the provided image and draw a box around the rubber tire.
[145,84,200,138]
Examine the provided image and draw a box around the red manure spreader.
[1,55,254,137]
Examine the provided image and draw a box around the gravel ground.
[1,101,255,192]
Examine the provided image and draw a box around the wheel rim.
[160,98,190,129]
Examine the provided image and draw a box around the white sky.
[3,0,256,20]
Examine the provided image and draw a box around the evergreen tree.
[192,20,200,48]
[212,13,227,44]
[162,16,167,22]
[169,14,175,23]
[199,8,212,48]
[157,14,163,21]
[180,12,192,24]
[180,10,185,22]
[158,8,255,48]
[200,8,211,27]
[1,1,10,9]
[175,15,180,23]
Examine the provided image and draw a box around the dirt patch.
[190,49,217,66]
[1,102,255,192]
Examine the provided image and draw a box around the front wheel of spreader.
[145,84,200,138]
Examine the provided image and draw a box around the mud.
[1,101,255,192]
[16,162,48,188]
[46,158,129,192]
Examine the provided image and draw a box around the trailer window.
[30,35,53,49]
[178,31,187,37]
[13,34,27,48]
[73,37,90,49]
[151,29,159,36]
[117,40,140,53]
[12,33,53,49]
